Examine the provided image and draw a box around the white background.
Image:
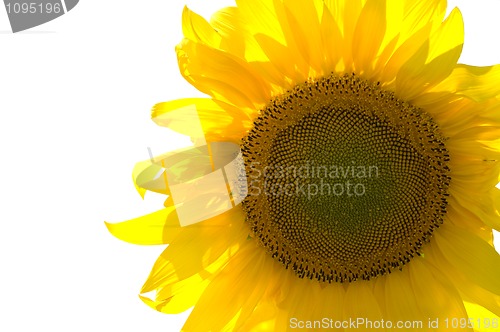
[1,1,500,331]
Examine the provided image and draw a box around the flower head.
[107,0,500,330]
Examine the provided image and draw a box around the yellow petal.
[446,202,494,245]
[140,275,207,314]
[379,0,403,50]
[209,6,246,59]
[210,11,291,94]
[380,21,432,85]
[133,159,169,196]
[131,159,156,198]
[430,64,500,102]
[343,281,386,332]
[338,0,365,70]
[152,98,252,142]
[426,241,500,317]
[434,223,500,296]
[383,269,423,323]
[142,232,243,315]
[235,0,286,45]
[237,302,277,332]
[448,187,500,231]
[182,242,269,332]
[270,0,312,77]
[105,206,180,245]
[371,0,404,78]
[352,0,387,76]
[401,0,447,37]
[209,4,288,95]
[182,6,221,48]
[139,209,247,315]
[253,33,307,84]
[132,146,214,199]
[176,39,271,110]
[319,2,343,73]
[396,8,464,101]
[282,278,327,329]
[141,207,246,291]
[282,0,324,74]
[464,302,500,332]
[408,257,471,330]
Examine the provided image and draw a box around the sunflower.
[106,0,500,331]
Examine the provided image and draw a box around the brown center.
[241,74,450,283]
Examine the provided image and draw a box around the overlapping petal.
[434,223,500,296]
[152,98,253,142]
[105,206,180,245]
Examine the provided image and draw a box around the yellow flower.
[107,0,500,331]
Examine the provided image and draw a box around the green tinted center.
[241,74,450,283]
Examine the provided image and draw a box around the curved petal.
[176,39,272,110]
[209,6,246,59]
[378,0,404,51]
[140,275,207,314]
[464,302,500,332]
[352,0,387,77]
[140,209,248,313]
[336,0,364,70]
[319,2,343,73]
[401,0,447,37]
[264,0,312,78]
[382,269,423,324]
[152,98,252,142]
[434,223,500,296]
[376,0,451,86]
[105,206,180,245]
[253,33,307,84]
[408,257,471,330]
[343,281,387,331]
[396,8,464,101]
[445,202,494,245]
[282,0,324,74]
[235,0,286,45]
[131,159,161,198]
[132,148,210,198]
[425,241,500,317]
[182,242,271,331]
[182,6,221,48]
[429,64,500,102]
[448,187,500,231]
[236,302,277,331]
[379,21,433,85]
[209,6,290,93]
